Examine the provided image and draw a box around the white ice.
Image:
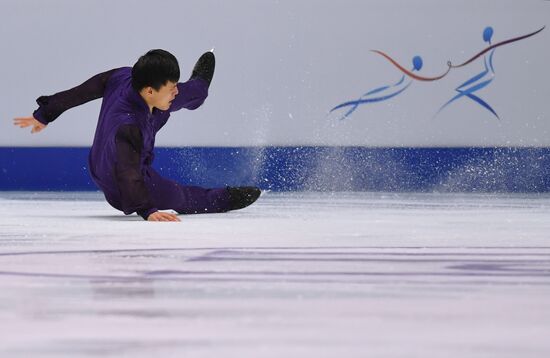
[1,191,549,357]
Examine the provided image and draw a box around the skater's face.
[141,81,179,112]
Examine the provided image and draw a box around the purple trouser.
[144,168,231,214]
[103,167,231,217]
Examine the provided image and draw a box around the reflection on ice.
[1,192,550,357]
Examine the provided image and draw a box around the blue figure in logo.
[330,56,424,120]
[437,27,499,119]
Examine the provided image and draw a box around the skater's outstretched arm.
[15,68,122,129]
[114,124,180,222]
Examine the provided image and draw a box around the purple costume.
[33,67,231,220]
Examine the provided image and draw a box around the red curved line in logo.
[450,26,546,69]
[370,50,451,82]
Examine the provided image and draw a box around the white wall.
[1,0,549,147]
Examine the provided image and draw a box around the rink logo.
[330,26,545,121]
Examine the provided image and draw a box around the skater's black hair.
[131,49,180,92]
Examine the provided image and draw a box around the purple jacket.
[33,67,209,219]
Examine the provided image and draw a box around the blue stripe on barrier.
[1,147,550,192]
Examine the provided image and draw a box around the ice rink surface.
[0,191,549,357]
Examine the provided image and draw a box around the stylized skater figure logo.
[331,25,545,121]
[436,27,499,119]
[330,56,425,120]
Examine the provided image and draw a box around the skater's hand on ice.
[147,211,181,222]
[13,116,47,134]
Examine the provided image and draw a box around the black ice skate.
[227,186,261,211]
[190,51,215,85]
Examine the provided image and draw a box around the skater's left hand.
[13,116,47,134]
[147,211,181,222]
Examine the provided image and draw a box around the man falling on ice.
[13,49,261,222]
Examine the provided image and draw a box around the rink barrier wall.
[1,147,550,192]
